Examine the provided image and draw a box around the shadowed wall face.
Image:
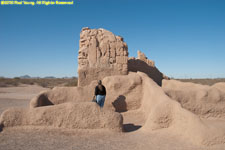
[128,59,164,86]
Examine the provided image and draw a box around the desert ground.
[0,82,225,150]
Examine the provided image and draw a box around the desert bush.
[39,82,48,88]
[64,78,78,87]
[0,77,20,87]
[0,82,8,87]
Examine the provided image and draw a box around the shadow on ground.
[112,95,127,112]
[123,124,142,132]
[0,124,3,132]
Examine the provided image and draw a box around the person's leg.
[96,95,101,107]
[100,96,106,108]
[96,95,105,108]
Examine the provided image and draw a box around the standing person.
[94,80,106,108]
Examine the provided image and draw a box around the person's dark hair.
[98,80,103,91]
[98,80,102,85]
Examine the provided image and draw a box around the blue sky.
[0,0,225,78]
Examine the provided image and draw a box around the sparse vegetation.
[1,77,224,88]
[0,77,78,88]
[176,78,225,86]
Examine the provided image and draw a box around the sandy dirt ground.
[0,85,49,114]
[0,85,225,150]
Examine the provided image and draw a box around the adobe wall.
[78,27,128,86]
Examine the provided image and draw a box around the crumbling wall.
[128,50,166,86]
[0,102,123,131]
[162,80,225,118]
[78,27,128,86]
[137,50,155,67]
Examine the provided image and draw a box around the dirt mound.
[213,82,225,91]
[136,72,225,146]
[30,81,97,108]
[30,73,143,112]
[162,79,225,118]
[102,73,143,112]
[0,102,123,131]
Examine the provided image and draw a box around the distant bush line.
[0,77,78,88]
[0,77,224,88]
[176,78,225,86]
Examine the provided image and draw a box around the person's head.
[98,80,102,85]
